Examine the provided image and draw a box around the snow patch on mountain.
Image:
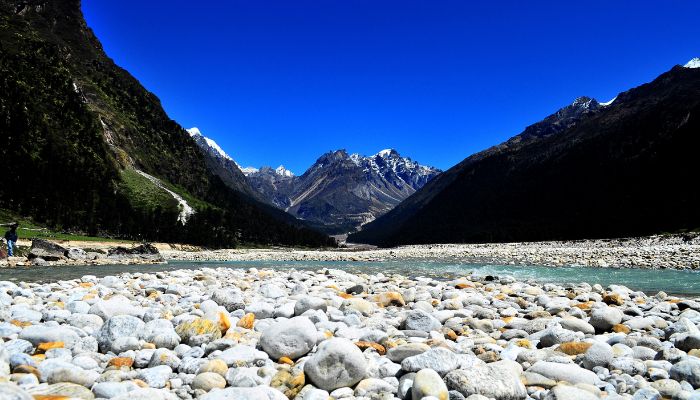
[276,165,295,177]
[684,58,700,69]
[600,96,617,106]
[240,166,260,175]
[135,170,195,225]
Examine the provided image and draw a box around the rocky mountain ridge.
[350,60,700,245]
[188,131,441,233]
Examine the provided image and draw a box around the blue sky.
[82,1,700,173]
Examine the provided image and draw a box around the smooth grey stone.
[305,338,367,391]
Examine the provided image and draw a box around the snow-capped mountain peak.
[375,148,397,158]
[240,166,259,175]
[187,127,232,162]
[684,57,700,69]
[571,96,598,110]
[275,165,295,177]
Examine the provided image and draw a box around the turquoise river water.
[1,260,700,297]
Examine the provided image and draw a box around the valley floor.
[162,234,700,270]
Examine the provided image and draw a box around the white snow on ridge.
[240,166,259,176]
[187,127,233,161]
[275,165,295,177]
[135,170,195,225]
[376,149,395,157]
[600,96,617,106]
[684,57,700,69]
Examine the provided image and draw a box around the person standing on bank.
[4,223,19,257]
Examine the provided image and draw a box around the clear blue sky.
[82,1,700,173]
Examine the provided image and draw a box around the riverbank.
[163,234,700,270]
[1,266,700,399]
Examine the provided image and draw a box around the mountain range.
[0,0,333,248]
[2,0,698,248]
[188,132,441,234]
[349,59,700,246]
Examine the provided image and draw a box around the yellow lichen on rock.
[176,318,222,342]
[237,313,255,329]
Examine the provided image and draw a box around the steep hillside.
[245,149,441,234]
[350,63,700,246]
[0,0,333,247]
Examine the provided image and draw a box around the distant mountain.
[349,60,700,246]
[0,0,333,248]
[186,127,259,199]
[245,149,441,234]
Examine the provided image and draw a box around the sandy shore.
[162,234,700,270]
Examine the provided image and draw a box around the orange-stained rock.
[237,313,255,329]
[338,292,353,299]
[10,320,31,328]
[218,311,231,332]
[32,396,70,400]
[515,339,533,349]
[132,379,149,388]
[142,343,156,349]
[444,329,459,341]
[557,342,592,355]
[108,357,134,368]
[37,342,64,353]
[612,324,631,334]
[574,302,593,310]
[78,282,93,288]
[455,282,474,289]
[278,356,294,365]
[371,292,406,307]
[603,293,625,306]
[355,341,386,355]
[31,354,46,362]
[13,364,40,378]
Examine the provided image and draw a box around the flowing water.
[1,259,700,297]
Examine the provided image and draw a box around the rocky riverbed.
[163,234,700,270]
[2,267,700,399]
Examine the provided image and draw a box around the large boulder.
[96,315,145,352]
[527,361,598,386]
[412,368,449,400]
[28,239,66,261]
[107,243,163,261]
[19,325,79,347]
[200,387,288,400]
[401,348,462,376]
[670,358,700,388]
[589,306,623,332]
[259,317,317,360]
[403,310,442,332]
[304,338,367,391]
[445,360,526,400]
